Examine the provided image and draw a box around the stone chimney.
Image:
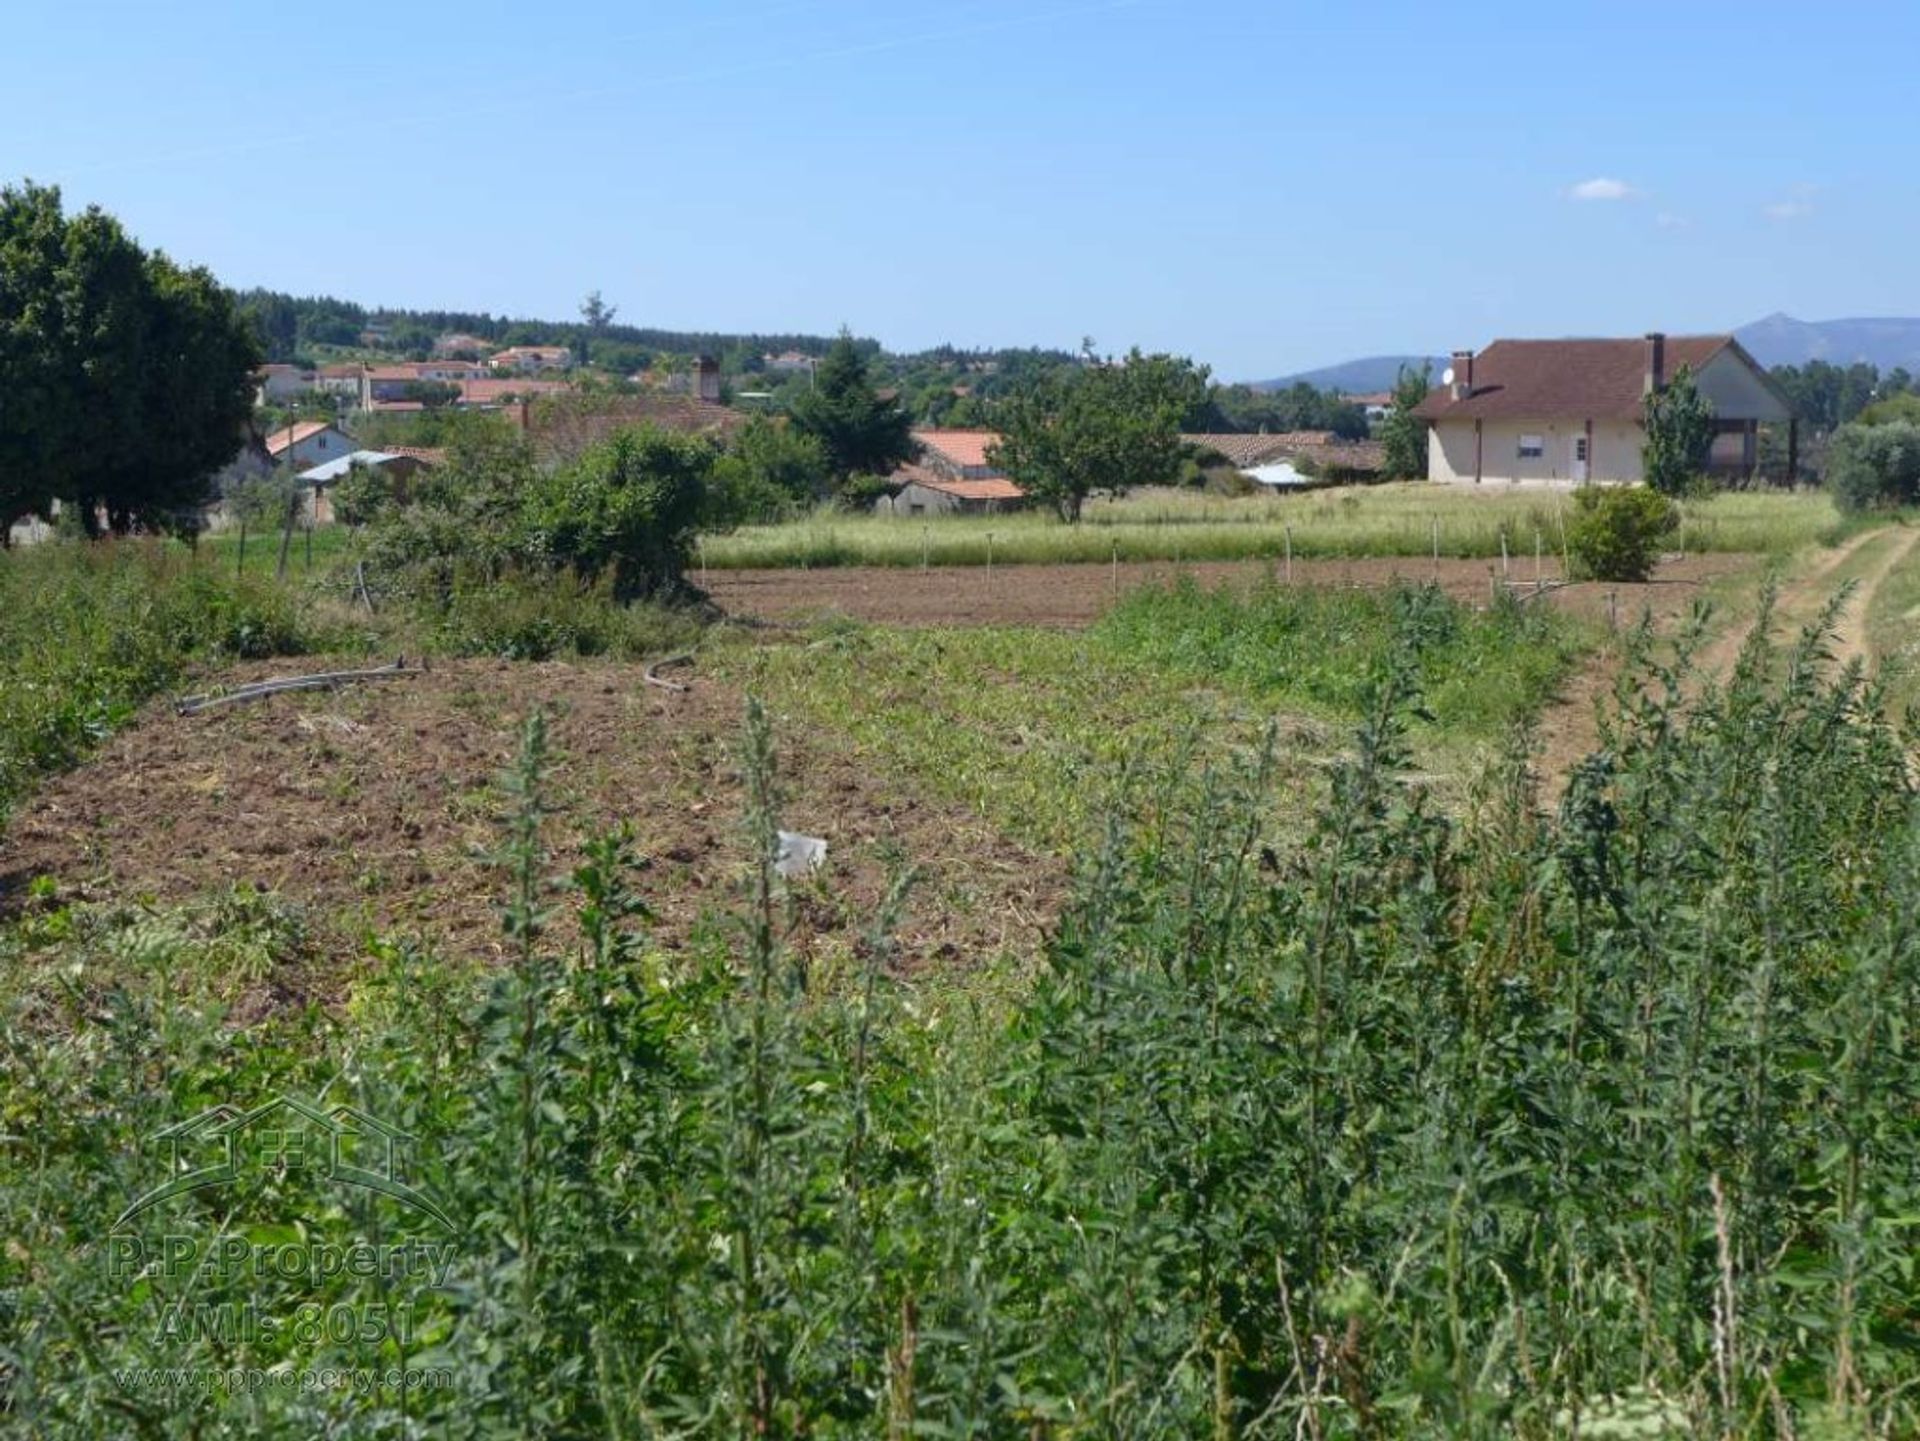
[1644,333,1666,395]
[1449,349,1474,401]
[695,355,721,404]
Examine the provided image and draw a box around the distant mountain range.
[1732,313,1920,371]
[1247,354,1446,395]
[1249,315,1920,393]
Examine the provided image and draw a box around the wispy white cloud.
[1763,199,1813,222]
[1568,177,1639,202]
[1655,212,1690,230]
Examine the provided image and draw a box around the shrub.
[1565,484,1678,580]
[1826,419,1920,512]
[517,427,713,600]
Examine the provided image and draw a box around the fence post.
[1284,524,1293,584]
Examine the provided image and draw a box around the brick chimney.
[695,355,721,404]
[1449,349,1474,401]
[1644,333,1666,395]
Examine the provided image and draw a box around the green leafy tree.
[516,426,714,599]
[1376,363,1432,479]
[578,289,617,365]
[0,180,258,537]
[1642,363,1716,496]
[1826,420,1920,512]
[787,332,917,486]
[705,417,830,528]
[989,349,1202,522]
[330,462,397,527]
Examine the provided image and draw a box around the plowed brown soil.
[704,553,1755,630]
[0,656,1062,987]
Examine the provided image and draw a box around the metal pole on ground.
[1111,539,1118,595]
[1284,524,1293,584]
[1432,514,1440,579]
[986,531,993,577]
[922,526,929,571]
[1535,529,1543,589]
[1500,528,1509,581]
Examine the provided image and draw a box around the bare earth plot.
[0,656,1063,996]
[704,553,1754,631]
[0,547,1793,995]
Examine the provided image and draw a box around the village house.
[880,470,1028,516]
[315,363,364,398]
[433,332,494,357]
[1413,333,1797,486]
[491,345,573,374]
[360,361,494,407]
[255,363,317,403]
[296,449,435,524]
[875,429,1030,515]
[911,430,1010,482]
[264,420,355,469]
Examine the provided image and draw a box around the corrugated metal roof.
[297,450,400,483]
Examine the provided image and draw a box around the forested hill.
[236,288,866,371]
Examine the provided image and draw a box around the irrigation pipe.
[644,652,695,694]
[175,659,419,715]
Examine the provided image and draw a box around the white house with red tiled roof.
[1413,333,1796,486]
[263,420,355,469]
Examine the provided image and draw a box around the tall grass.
[3,594,1916,1434]
[0,540,326,816]
[702,484,1846,569]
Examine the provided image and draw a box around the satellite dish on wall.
[1441,366,1456,387]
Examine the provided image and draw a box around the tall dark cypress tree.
[787,332,917,486]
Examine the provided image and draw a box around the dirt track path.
[1692,525,1911,679]
[1537,526,1915,793]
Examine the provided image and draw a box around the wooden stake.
[275,487,298,580]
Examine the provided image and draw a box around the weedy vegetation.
[3,592,1917,1436]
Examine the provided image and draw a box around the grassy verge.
[703,483,1847,568]
[1865,523,1920,716]
[0,538,704,821]
[712,581,1594,849]
[0,541,332,817]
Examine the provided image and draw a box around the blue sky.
[4,0,1911,378]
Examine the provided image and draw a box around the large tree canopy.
[989,350,1205,522]
[0,180,259,536]
[786,332,917,486]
